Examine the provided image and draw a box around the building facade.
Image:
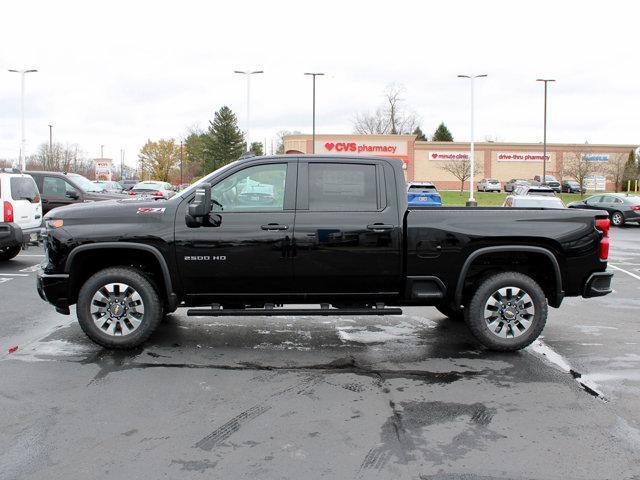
[283,134,637,191]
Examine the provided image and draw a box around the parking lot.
[0,226,639,480]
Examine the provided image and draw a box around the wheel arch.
[65,243,177,309]
[454,245,563,309]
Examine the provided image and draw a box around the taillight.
[595,218,610,260]
[631,205,640,211]
[128,191,137,196]
[151,192,164,197]
[3,201,14,223]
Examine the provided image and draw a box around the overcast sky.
[1,0,638,167]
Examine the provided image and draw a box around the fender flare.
[65,242,176,306]
[454,245,563,307]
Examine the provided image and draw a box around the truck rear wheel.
[76,267,163,349]
[465,272,547,351]
[0,245,21,261]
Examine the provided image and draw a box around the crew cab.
[37,155,613,352]
[1,172,42,261]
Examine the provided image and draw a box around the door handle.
[261,223,289,231]
[367,223,394,232]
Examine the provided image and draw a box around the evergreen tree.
[432,122,454,141]
[412,126,428,141]
[250,142,264,156]
[203,106,245,172]
[624,149,638,191]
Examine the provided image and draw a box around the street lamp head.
[25,69,38,73]
[304,72,325,76]
[457,75,470,78]
[250,70,264,75]
[476,74,488,78]
[536,78,556,82]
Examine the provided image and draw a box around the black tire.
[611,211,625,227]
[76,267,163,349]
[0,245,21,261]
[464,272,547,351]
[435,303,464,321]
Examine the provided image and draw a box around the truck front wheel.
[465,272,547,351]
[76,267,163,349]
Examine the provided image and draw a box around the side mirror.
[186,183,211,228]
[66,190,79,200]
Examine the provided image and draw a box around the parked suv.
[562,180,585,194]
[477,178,502,192]
[513,185,557,197]
[407,182,442,206]
[0,172,42,261]
[505,179,529,193]
[26,171,123,214]
[533,175,561,192]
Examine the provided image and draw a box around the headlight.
[46,219,64,229]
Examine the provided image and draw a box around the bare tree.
[605,153,629,192]
[27,143,93,177]
[562,150,599,196]
[439,158,482,193]
[353,83,419,135]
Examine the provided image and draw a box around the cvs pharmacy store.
[283,134,637,191]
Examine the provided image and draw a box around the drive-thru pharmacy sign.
[496,152,549,162]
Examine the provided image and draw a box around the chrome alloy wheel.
[483,286,535,339]
[90,283,145,336]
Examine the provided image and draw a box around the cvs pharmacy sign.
[317,140,407,156]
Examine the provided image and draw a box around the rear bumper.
[0,223,42,248]
[37,267,71,311]
[583,271,613,298]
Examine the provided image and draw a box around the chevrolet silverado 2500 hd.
[37,155,613,351]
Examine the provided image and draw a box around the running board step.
[186,307,403,317]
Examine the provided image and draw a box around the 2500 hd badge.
[184,256,227,261]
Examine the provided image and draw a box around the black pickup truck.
[37,155,613,351]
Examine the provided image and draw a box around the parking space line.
[609,264,640,281]
[0,273,29,277]
[17,254,45,257]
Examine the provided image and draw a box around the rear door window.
[308,163,377,212]
[10,177,40,202]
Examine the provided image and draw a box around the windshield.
[408,185,438,193]
[69,173,103,192]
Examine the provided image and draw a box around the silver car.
[477,178,502,192]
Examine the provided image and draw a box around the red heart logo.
[432,153,438,159]
[325,142,335,151]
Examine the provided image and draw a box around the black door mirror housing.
[186,184,213,228]
[66,190,79,200]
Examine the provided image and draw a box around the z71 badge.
[137,207,166,215]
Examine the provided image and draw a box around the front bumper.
[37,267,71,312]
[583,271,613,298]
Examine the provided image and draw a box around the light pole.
[48,124,53,164]
[179,141,184,184]
[536,79,555,182]
[234,70,264,153]
[8,68,38,171]
[458,74,487,207]
[304,72,324,153]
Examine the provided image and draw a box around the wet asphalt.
[0,227,639,480]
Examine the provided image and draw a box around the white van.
[0,172,43,261]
